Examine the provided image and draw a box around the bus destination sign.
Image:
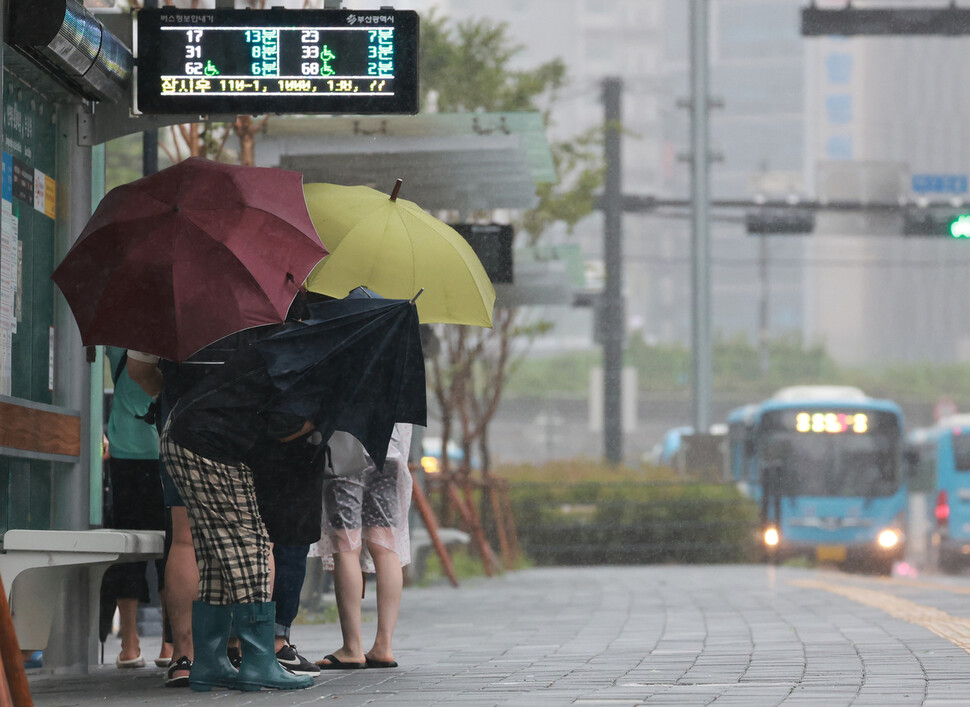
[794,411,868,434]
[134,8,419,115]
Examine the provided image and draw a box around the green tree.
[419,13,604,562]
[420,10,566,114]
[420,11,601,246]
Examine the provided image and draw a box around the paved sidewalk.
[25,565,970,705]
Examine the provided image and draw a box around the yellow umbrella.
[303,181,496,327]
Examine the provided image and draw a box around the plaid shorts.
[160,434,270,605]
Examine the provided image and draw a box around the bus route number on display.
[134,8,419,115]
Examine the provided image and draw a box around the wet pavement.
[24,564,970,705]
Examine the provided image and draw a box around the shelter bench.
[410,527,470,583]
[0,528,164,667]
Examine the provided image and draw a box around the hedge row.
[508,481,761,566]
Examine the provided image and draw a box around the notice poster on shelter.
[11,157,33,204]
[0,198,16,334]
[33,168,55,219]
[0,330,9,395]
[0,154,11,333]
[0,179,18,395]
[43,174,55,219]
[0,174,10,395]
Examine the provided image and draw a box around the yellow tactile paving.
[790,578,970,653]
[822,571,970,596]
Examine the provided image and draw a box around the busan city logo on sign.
[347,14,396,25]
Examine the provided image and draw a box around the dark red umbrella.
[52,157,328,361]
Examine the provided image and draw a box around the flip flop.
[365,657,398,669]
[116,652,146,669]
[314,654,367,670]
[154,657,172,667]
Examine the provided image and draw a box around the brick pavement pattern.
[25,565,970,706]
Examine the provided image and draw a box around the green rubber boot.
[189,601,239,692]
[233,602,314,691]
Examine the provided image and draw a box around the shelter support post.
[0,573,33,707]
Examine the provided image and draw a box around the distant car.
[420,436,473,474]
[649,424,728,467]
[651,426,694,466]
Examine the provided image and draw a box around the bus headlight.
[764,526,780,547]
[877,529,900,549]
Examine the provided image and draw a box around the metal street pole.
[143,2,158,176]
[689,0,712,432]
[758,234,769,377]
[602,77,624,464]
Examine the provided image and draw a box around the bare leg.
[166,506,198,672]
[271,549,285,657]
[365,543,402,664]
[116,597,141,661]
[157,595,173,662]
[320,549,365,665]
[268,542,276,599]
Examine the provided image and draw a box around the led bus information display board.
[762,409,900,436]
[134,8,419,115]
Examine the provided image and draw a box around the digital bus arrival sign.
[134,8,419,115]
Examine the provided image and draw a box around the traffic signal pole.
[602,77,624,466]
[596,4,714,453]
[689,0,713,434]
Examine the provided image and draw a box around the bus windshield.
[761,431,899,498]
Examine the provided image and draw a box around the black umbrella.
[253,296,426,468]
[167,296,425,471]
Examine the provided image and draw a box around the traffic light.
[745,208,815,235]
[903,208,970,238]
[450,223,515,282]
[951,215,970,238]
[801,6,970,37]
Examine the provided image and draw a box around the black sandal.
[165,656,192,688]
[314,654,367,670]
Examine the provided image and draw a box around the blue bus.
[904,415,970,573]
[727,385,906,574]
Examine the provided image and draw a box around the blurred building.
[662,0,806,352]
[411,0,808,363]
[805,29,970,364]
[411,0,970,367]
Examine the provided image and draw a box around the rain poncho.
[309,423,413,573]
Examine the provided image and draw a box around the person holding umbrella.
[159,330,318,692]
[51,157,333,688]
[310,424,414,670]
[160,295,427,692]
[101,347,169,670]
[129,309,320,686]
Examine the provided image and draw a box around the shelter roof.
[258,112,555,212]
